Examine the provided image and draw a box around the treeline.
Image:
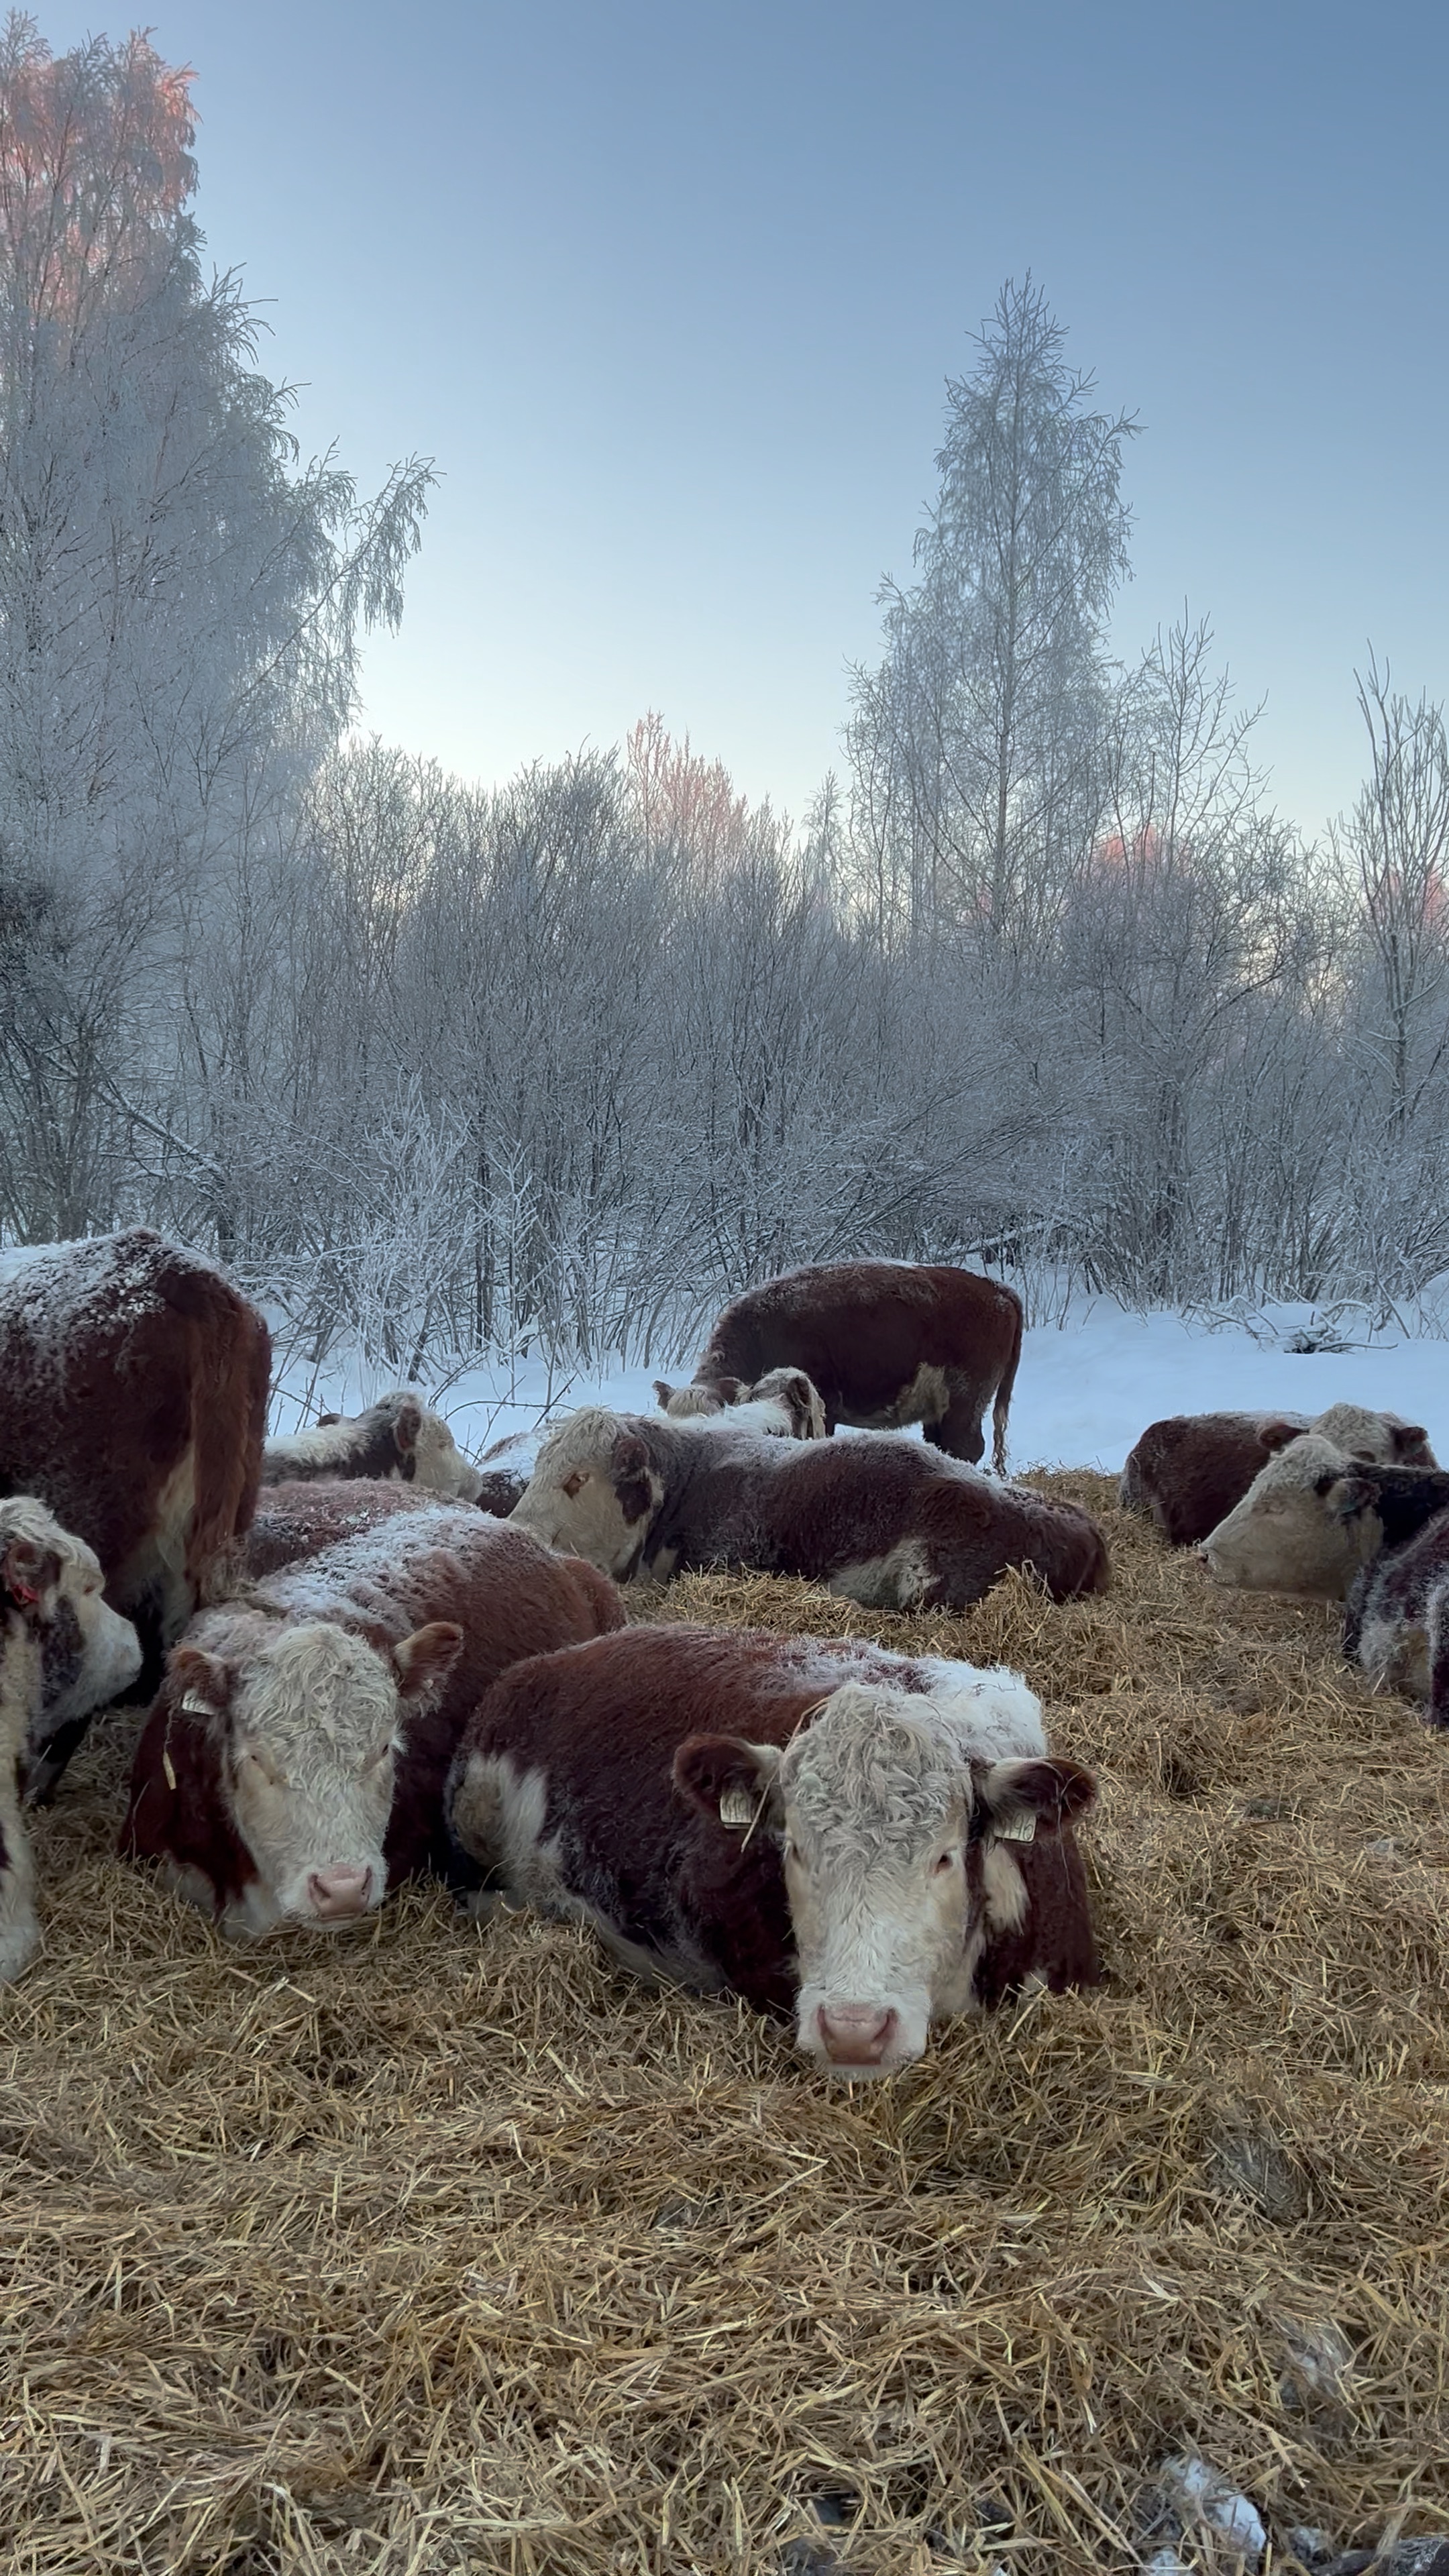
[1,27,1446,1373]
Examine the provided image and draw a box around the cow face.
[509,1409,663,1578]
[407,1403,486,1503]
[1,1498,143,1733]
[675,1684,1093,2077]
[170,1617,462,1933]
[1309,1403,1435,1466]
[1199,1435,1383,1596]
[748,1368,827,1440]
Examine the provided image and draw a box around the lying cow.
[1197,1432,1446,1598]
[670,1263,1023,1471]
[122,1507,623,1938]
[447,1623,1099,2076]
[509,1407,1109,1608]
[1,1498,142,1978]
[227,1479,443,1585]
[0,1228,270,1764]
[1121,1404,1436,1548]
[653,1367,828,1440]
[261,1391,484,1501]
[1346,1508,1449,1720]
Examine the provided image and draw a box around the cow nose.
[817,2003,898,2065]
[307,1864,372,1919]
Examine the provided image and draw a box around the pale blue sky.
[50,0,1449,832]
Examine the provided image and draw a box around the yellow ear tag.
[718,1788,755,1829]
[994,1813,1037,1843]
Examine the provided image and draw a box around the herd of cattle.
[2,1230,1446,2082]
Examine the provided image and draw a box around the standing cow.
[663,1264,1023,1472]
[447,1623,1099,2076]
[1,1498,142,1978]
[122,1507,623,1937]
[509,1406,1109,1609]
[0,1230,270,1774]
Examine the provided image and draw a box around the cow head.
[674,1682,1093,2077]
[509,1409,664,1578]
[1309,1403,1435,1466]
[653,1379,743,1419]
[403,1399,486,1502]
[1,1495,142,1736]
[168,1617,462,1931]
[1199,1435,1383,1595]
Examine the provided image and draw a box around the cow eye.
[933,1847,961,1874]
[360,1738,395,1777]
[561,1471,586,1498]
[239,1748,286,1790]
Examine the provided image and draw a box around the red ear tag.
[10,1579,40,1607]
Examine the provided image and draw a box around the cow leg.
[0,1738,38,1981]
[926,1377,989,1467]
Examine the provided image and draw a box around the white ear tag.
[180,1691,216,1718]
[718,1788,755,1829]
[994,1812,1037,1843]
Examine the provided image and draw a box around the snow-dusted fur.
[654,1368,827,1440]
[262,1391,484,1501]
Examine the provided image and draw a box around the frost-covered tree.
[847,275,1135,950]
[0,13,432,1239]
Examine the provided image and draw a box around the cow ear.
[653,1380,675,1410]
[170,1644,233,1721]
[394,1620,464,1701]
[1392,1424,1431,1458]
[1324,1471,1375,1519]
[717,1377,746,1406]
[673,1733,783,1829]
[1,1536,60,1612]
[611,1432,648,1477]
[392,1395,423,1457]
[978,1756,1095,1841]
[1259,1420,1306,1454]
[316,1410,342,1428]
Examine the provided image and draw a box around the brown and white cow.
[226,1479,445,1586]
[1198,1434,1401,1597]
[261,1391,484,1501]
[1,1498,142,1978]
[447,1623,1099,2075]
[0,1230,270,1771]
[122,1507,623,1938]
[1122,1404,1437,1548]
[670,1263,1023,1472]
[653,1367,828,1441]
[509,1407,1108,1609]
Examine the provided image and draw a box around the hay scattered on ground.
[5,1476,1449,2573]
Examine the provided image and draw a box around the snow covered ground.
[268,1297,1449,1479]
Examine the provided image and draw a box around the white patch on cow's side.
[827,1538,936,1611]
[850,1362,950,1432]
[1200,1435,1383,1597]
[109,1442,200,1642]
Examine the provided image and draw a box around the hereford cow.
[652,1368,828,1441]
[667,1263,1023,1472]
[1346,1509,1449,1720]
[1122,1404,1437,1548]
[0,1230,270,1768]
[1198,1434,1402,1597]
[447,1623,1099,2075]
[261,1391,484,1501]
[1,1498,142,1978]
[509,1407,1108,1609]
[122,1507,623,1938]
[227,1479,444,1585]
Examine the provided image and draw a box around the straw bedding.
[4,1471,1449,2573]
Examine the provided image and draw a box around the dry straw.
[4,1473,1449,2572]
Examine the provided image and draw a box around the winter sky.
[50,0,1449,833]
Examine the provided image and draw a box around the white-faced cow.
[668,1263,1023,1472]
[1197,1432,1428,1599]
[122,1507,623,1938]
[1,1498,142,1979]
[0,1230,270,1775]
[509,1407,1108,1609]
[1122,1404,1437,1548]
[261,1391,484,1501]
[447,1623,1099,2076]
[653,1367,828,1441]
